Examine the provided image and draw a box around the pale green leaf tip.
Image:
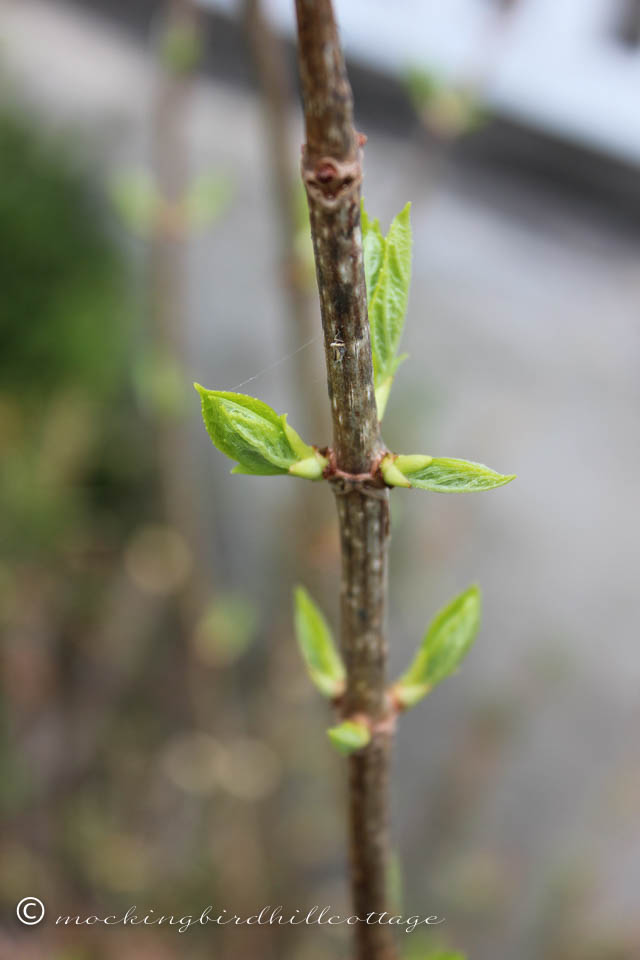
[395,454,433,473]
[327,720,371,756]
[477,471,516,489]
[288,454,327,481]
[380,455,410,488]
[392,682,430,710]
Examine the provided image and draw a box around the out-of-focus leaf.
[405,65,440,112]
[405,64,487,140]
[327,720,371,756]
[110,170,159,236]
[293,586,345,698]
[361,201,412,418]
[184,173,230,229]
[394,586,481,708]
[159,20,202,74]
[420,953,466,960]
[387,850,404,914]
[134,351,187,419]
[193,595,257,666]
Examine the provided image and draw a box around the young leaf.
[361,201,412,418]
[393,586,481,708]
[134,350,188,419]
[160,20,202,74]
[184,173,230,229]
[381,454,432,488]
[293,586,346,698]
[194,386,327,478]
[110,170,159,236]
[361,205,385,302]
[405,65,486,141]
[421,953,466,960]
[381,454,515,493]
[327,720,371,756]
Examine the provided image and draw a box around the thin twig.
[294,3,396,958]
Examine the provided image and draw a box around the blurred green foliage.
[0,106,126,398]
[0,104,148,557]
[404,66,487,140]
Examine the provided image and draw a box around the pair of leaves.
[196,387,514,493]
[293,585,480,753]
[381,454,515,493]
[362,202,412,419]
[361,201,514,494]
[111,170,230,237]
[195,387,327,479]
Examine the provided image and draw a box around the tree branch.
[295,0,381,475]
[294,3,396,958]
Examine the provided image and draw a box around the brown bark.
[294,3,396,958]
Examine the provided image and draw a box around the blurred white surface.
[205,0,640,165]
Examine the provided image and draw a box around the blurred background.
[1,1,639,958]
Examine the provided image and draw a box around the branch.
[295,0,381,475]
[294,3,397,958]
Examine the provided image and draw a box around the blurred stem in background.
[242,0,321,434]
[0,90,167,937]
[148,6,277,955]
[149,0,213,631]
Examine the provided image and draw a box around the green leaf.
[134,350,188,419]
[405,65,487,141]
[194,386,327,478]
[421,953,466,960]
[387,850,404,914]
[361,201,412,418]
[381,454,515,493]
[394,586,481,708]
[293,587,346,698]
[404,65,439,112]
[362,205,385,303]
[159,20,202,74]
[110,170,159,236]
[282,417,314,460]
[184,173,230,229]
[381,454,432,488]
[327,720,371,756]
